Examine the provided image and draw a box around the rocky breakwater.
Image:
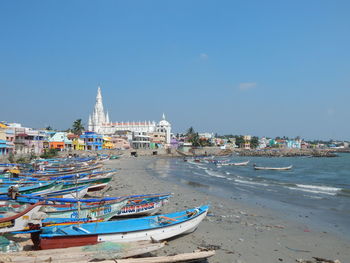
[237,148,338,157]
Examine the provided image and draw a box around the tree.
[250,136,259,148]
[189,132,201,147]
[72,119,85,135]
[186,127,195,137]
[235,135,245,148]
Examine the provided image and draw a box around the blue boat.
[36,205,209,249]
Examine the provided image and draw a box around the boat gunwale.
[40,205,209,238]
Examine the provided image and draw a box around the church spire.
[106,111,110,124]
[89,86,108,132]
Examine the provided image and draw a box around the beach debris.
[286,246,311,253]
[198,243,221,251]
[296,258,341,263]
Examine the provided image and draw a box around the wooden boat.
[39,197,128,220]
[62,175,112,192]
[218,160,250,166]
[0,202,43,233]
[253,164,293,170]
[0,181,62,196]
[20,163,103,177]
[2,243,215,263]
[36,192,170,226]
[35,205,209,249]
[115,193,171,217]
[17,193,171,220]
[28,185,89,199]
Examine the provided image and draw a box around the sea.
[150,153,350,240]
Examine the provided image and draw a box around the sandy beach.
[101,156,350,263]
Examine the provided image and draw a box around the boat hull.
[0,203,43,233]
[38,206,208,249]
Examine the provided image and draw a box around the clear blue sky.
[1,1,349,140]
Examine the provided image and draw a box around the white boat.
[0,202,43,233]
[254,165,293,170]
[218,161,250,166]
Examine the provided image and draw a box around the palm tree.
[72,119,84,135]
[186,127,195,137]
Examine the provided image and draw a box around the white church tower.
[157,113,172,145]
[88,87,109,133]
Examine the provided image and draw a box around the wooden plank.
[1,241,165,263]
[65,250,216,263]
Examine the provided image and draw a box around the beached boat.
[0,181,62,196]
[28,185,89,199]
[40,192,171,226]
[114,193,171,217]
[0,202,43,233]
[17,193,171,220]
[20,163,103,177]
[60,175,112,192]
[39,197,128,220]
[253,165,293,170]
[35,205,209,249]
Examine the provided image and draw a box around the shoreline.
[104,156,350,263]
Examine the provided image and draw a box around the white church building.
[88,87,172,145]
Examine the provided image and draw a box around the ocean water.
[149,153,350,239]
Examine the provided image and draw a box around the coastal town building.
[132,132,151,149]
[72,138,85,151]
[111,136,130,150]
[48,132,72,150]
[243,135,251,149]
[81,131,103,151]
[0,123,13,155]
[102,136,114,149]
[88,87,172,146]
[1,123,47,154]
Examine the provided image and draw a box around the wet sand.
[103,157,350,263]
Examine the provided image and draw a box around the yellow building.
[243,135,251,149]
[103,137,115,149]
[72,138,85,151]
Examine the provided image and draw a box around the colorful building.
[68,134,86,151]
[81,132,103,150]
[0,123,14,155]
[102,137,114,149]
[111,136,130,150]
[0,123,13,155]
[48,132,72,151]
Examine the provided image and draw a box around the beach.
[102,156,350,263]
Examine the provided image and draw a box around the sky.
[0,0,349,140]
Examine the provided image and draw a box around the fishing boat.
[218,160,250,166]
[0,202,44,233]
[20,163,103,177]
[61,175,112,192]
[15,193,172,220]
[114,193,171,217]
[35,205,209,249]
[0,181,62,196]
[28,185,89,199]
[39,197,128,220]
[253,164,293,170]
